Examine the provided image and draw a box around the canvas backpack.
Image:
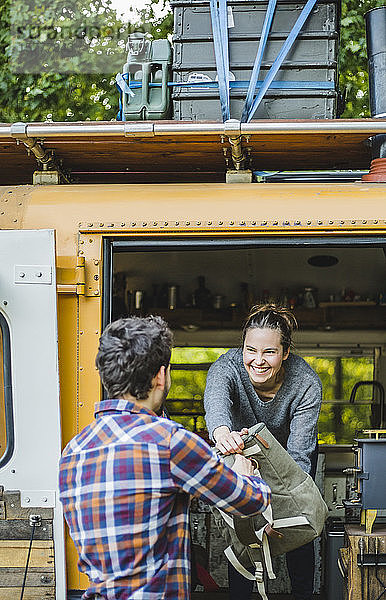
[212,422,328,600]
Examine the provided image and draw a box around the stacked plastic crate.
[171,0,340,121]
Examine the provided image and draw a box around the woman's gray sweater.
[204,349,322,474]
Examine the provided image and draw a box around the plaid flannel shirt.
[59,399,271,600]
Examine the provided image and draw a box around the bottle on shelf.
[303,287,317,309]
[193,276,212,310]
[240,282,253,312]
[279,287,290,308]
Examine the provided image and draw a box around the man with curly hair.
[59,316,271,600]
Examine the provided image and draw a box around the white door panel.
[0,229,65,598]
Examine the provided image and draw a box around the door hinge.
[76,255,85,296]
[56,256,85,295]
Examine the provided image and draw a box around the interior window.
[168,347,377,446]
[168,348,230,438]
[304,354,375,445]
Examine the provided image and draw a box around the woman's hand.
[231,453,256,476]
[213,426,249,455]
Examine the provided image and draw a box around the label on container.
[227,6,234,28]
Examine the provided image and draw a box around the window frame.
[0,312,14,468]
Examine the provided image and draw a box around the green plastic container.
[122,33,172,121]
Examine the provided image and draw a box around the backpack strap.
[255,562,269,600]
[224,548,270,600]
[224,546,256,580]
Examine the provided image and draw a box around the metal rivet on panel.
[219,221,223,225]
[88,223,93,227]
[186,221,190,226]
[142,222,147,226]
[307,220,311,225]
[240,221,245,226]
[261,221,267,225]
[121,223,125,227]
[131,222,136,226]
[273,221,278,226]
[107,223,114,228]
[374,220,378,224]
[329,220,334,225]
[196,221,201,226]
[230,221,234,225]
[294,220,300,225]
[164,222,168,226]
[99,223,104,227]
[362,220,367,224]
[351,220,356,224]
[284,220,289,225]
[207,221,212,226]
[340,220,344,224]
[318,220,323,225]
[176,221,180,226]
[153,222,158,226]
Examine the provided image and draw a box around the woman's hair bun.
[242,303,297,352]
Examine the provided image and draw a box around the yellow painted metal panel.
[5,183,384,258]
[57,295,78,448]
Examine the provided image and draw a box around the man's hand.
[214,426,249,455]
[231,453,255,476]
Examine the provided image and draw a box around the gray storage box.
[173,0,339,39]
[171,0,340,121]
[173,89,337,120]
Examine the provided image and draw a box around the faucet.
[349,380,385,429]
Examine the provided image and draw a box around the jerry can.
[121,32,172,121]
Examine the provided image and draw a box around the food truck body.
[0,119,386,598]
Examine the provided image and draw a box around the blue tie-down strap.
[209,0,230,122]
[115,73,135,121]
[119,79,334,91]
[245,0,320,123]
[241,0,277,123]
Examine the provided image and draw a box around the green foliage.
[0,0,173,121]
[168,347,376,444]
[304,356,374,443]
[339,0,384,117]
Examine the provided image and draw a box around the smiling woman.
[203,303,322,600]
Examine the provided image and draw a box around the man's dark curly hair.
[95,316,173,400]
